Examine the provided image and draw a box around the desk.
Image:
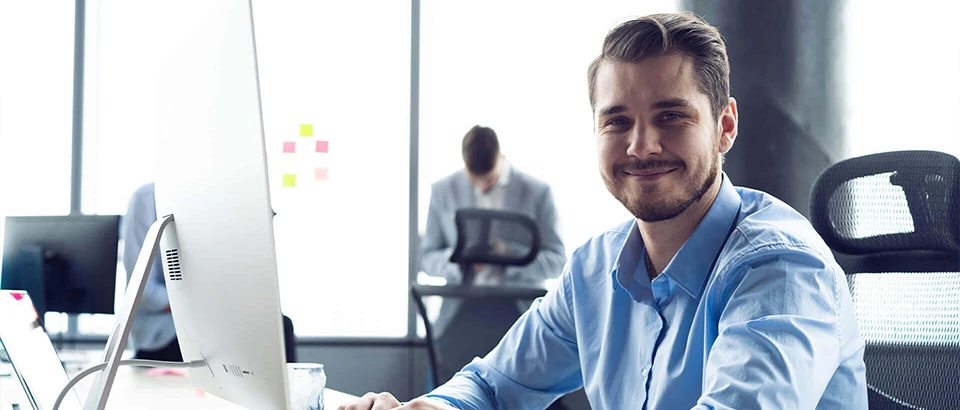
[1,358,358,409]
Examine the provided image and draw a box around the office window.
[0,3,75,217]
[76,0,161,335]
[844,1,960,159]
[80,1,158,216]
[0,3,78,333]
[418,0,677,259]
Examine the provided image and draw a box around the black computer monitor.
[1,215,120,317]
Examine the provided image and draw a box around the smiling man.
[339,12,867,410]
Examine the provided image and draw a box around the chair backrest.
[810,150,960,410]
[449,208,540,267]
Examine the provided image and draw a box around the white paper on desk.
[0,291,83,410]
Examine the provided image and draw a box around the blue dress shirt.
[427,175,867,409]
[121,183,178,351]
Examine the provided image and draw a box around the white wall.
[844,1,960,159]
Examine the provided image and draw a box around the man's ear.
[718,97,738,154]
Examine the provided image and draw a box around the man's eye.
[660,112,683,121]
[606,118,628,126]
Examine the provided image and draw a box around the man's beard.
[604,153,719,222]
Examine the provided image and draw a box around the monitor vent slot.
[222,364,251,378]
[165,248,183,281]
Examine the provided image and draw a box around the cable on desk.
[52,359,205,410]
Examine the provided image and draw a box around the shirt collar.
[495,159,511,188]
[474,159,511,196]
[611,173,741,300]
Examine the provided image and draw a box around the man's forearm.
[420,248,462,284]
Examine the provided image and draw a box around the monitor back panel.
[154,1,289,409]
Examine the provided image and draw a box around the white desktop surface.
[0,351,357,409]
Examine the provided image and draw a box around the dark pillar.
[682,0,846,216]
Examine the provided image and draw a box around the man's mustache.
[613,159,685,174]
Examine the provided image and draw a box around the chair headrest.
[449,208,540,267]
[810,150,960,255]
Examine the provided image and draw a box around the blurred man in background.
[419,125,566,331]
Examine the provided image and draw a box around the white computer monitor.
[156,0,289,408]
[86,1,289,409]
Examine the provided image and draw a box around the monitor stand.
[82,214,178,410]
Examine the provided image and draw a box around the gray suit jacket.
[419,167,566,335]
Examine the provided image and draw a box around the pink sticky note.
[317,141,330,152]
[146,368,188,377]
[315,140,329,153]
[282,141,296,153]
[315,167,329,181]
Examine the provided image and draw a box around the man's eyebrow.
[651,98,693,110]
[598,105,627,117]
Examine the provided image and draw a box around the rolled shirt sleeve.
[427,267,582,408]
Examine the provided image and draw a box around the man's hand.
[337,392,400,410]
[396,397,458,409]
[336,392,456,410]
[491,238,509,256]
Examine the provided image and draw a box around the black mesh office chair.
[810,150,960,410]
[449,208,541,283]
[412,208,542,387]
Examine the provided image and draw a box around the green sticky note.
[282,174,297,187]
[300,124,313,137]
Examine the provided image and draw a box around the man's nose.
[625,124,662,158]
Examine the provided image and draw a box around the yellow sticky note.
[300,124,313,137]
[282,174,297,187]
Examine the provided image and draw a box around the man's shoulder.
[726,186,835,265]
[134,182,155,200]
[509,167,549,191]
[128,183,156,214]
[122,183,158,235]
[432,170,467,191]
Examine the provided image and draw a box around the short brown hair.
[587,12,730,120]
[462,125,500,175]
